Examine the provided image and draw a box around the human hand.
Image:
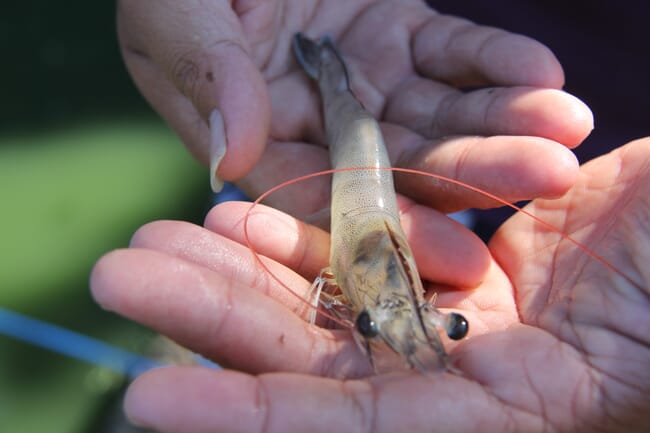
[118,0,593,218]
[91,138,649,432]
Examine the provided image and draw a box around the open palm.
[118,0,592,218]
[91,138,649,432]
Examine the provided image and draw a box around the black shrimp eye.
[446,313,469,340]
[355,310,379,338]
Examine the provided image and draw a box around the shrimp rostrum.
[293,34,468,374]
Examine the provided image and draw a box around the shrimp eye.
[446,313,468,340]
[355,310,379,338]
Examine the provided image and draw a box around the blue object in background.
[0,307,164,379]
[212,182,250,205]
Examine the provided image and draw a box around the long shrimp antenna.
[243,170,351,328]
[393,167,644,291]
[243,166,644,324]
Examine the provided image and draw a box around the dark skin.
[91,138,650,433]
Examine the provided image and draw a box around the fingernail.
[209,109,227,193]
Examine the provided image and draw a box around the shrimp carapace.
[293,33,468,374]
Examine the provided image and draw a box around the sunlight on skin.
[118,0,593,218]
[91,139,649,433]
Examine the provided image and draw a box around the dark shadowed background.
[429,0,650,237]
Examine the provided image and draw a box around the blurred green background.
[1,3,209,432]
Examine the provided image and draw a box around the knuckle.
[168,39,248,109]
[172,51,203,98]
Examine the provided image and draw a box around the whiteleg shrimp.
[291,33,468,374]
[242,33,645,376]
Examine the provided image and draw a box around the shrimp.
[292,33,468,374]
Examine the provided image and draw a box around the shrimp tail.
[293,33,351,92]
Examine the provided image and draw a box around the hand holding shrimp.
[91,138,650,432]
[118,0,592,216]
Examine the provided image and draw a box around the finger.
[90,248,368,376]
[238,126,580,215]
[385,81,593,147]
[124,367,508,433]
[265,63,382,146]
[382,125,580,213]
[267,72,326,145]
[128,219,321,300]
[431,259,519,339]
[117,0,270,180]
[491,137,650,331]
[264,65,591,161]
[396,197,490,288]
[236,140,332,220]
[413,13,564,88]
[204,202,330,280]
[205,200,490,288]
[118,45,211,162]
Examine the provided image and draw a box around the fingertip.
[489,34,565,88]
[507,138,580,200]
[551,93,594,148]
[541,144,581,197]
[399,198,491,288]
[89,249,128,311]
[444,218,492,287]
[494,137,581,200]
[203,200,249,234]
[124,367,187,430]
[460,226,492,285]
[209,49,271,182]
[129,219,191,249]
[124,367,263,433]
[123,370,157,429]
[487,88,594,148]
[169,41,270,183]
[128,220,160,248]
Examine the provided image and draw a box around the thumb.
[196,38,270,191]
[118,0,270,186]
